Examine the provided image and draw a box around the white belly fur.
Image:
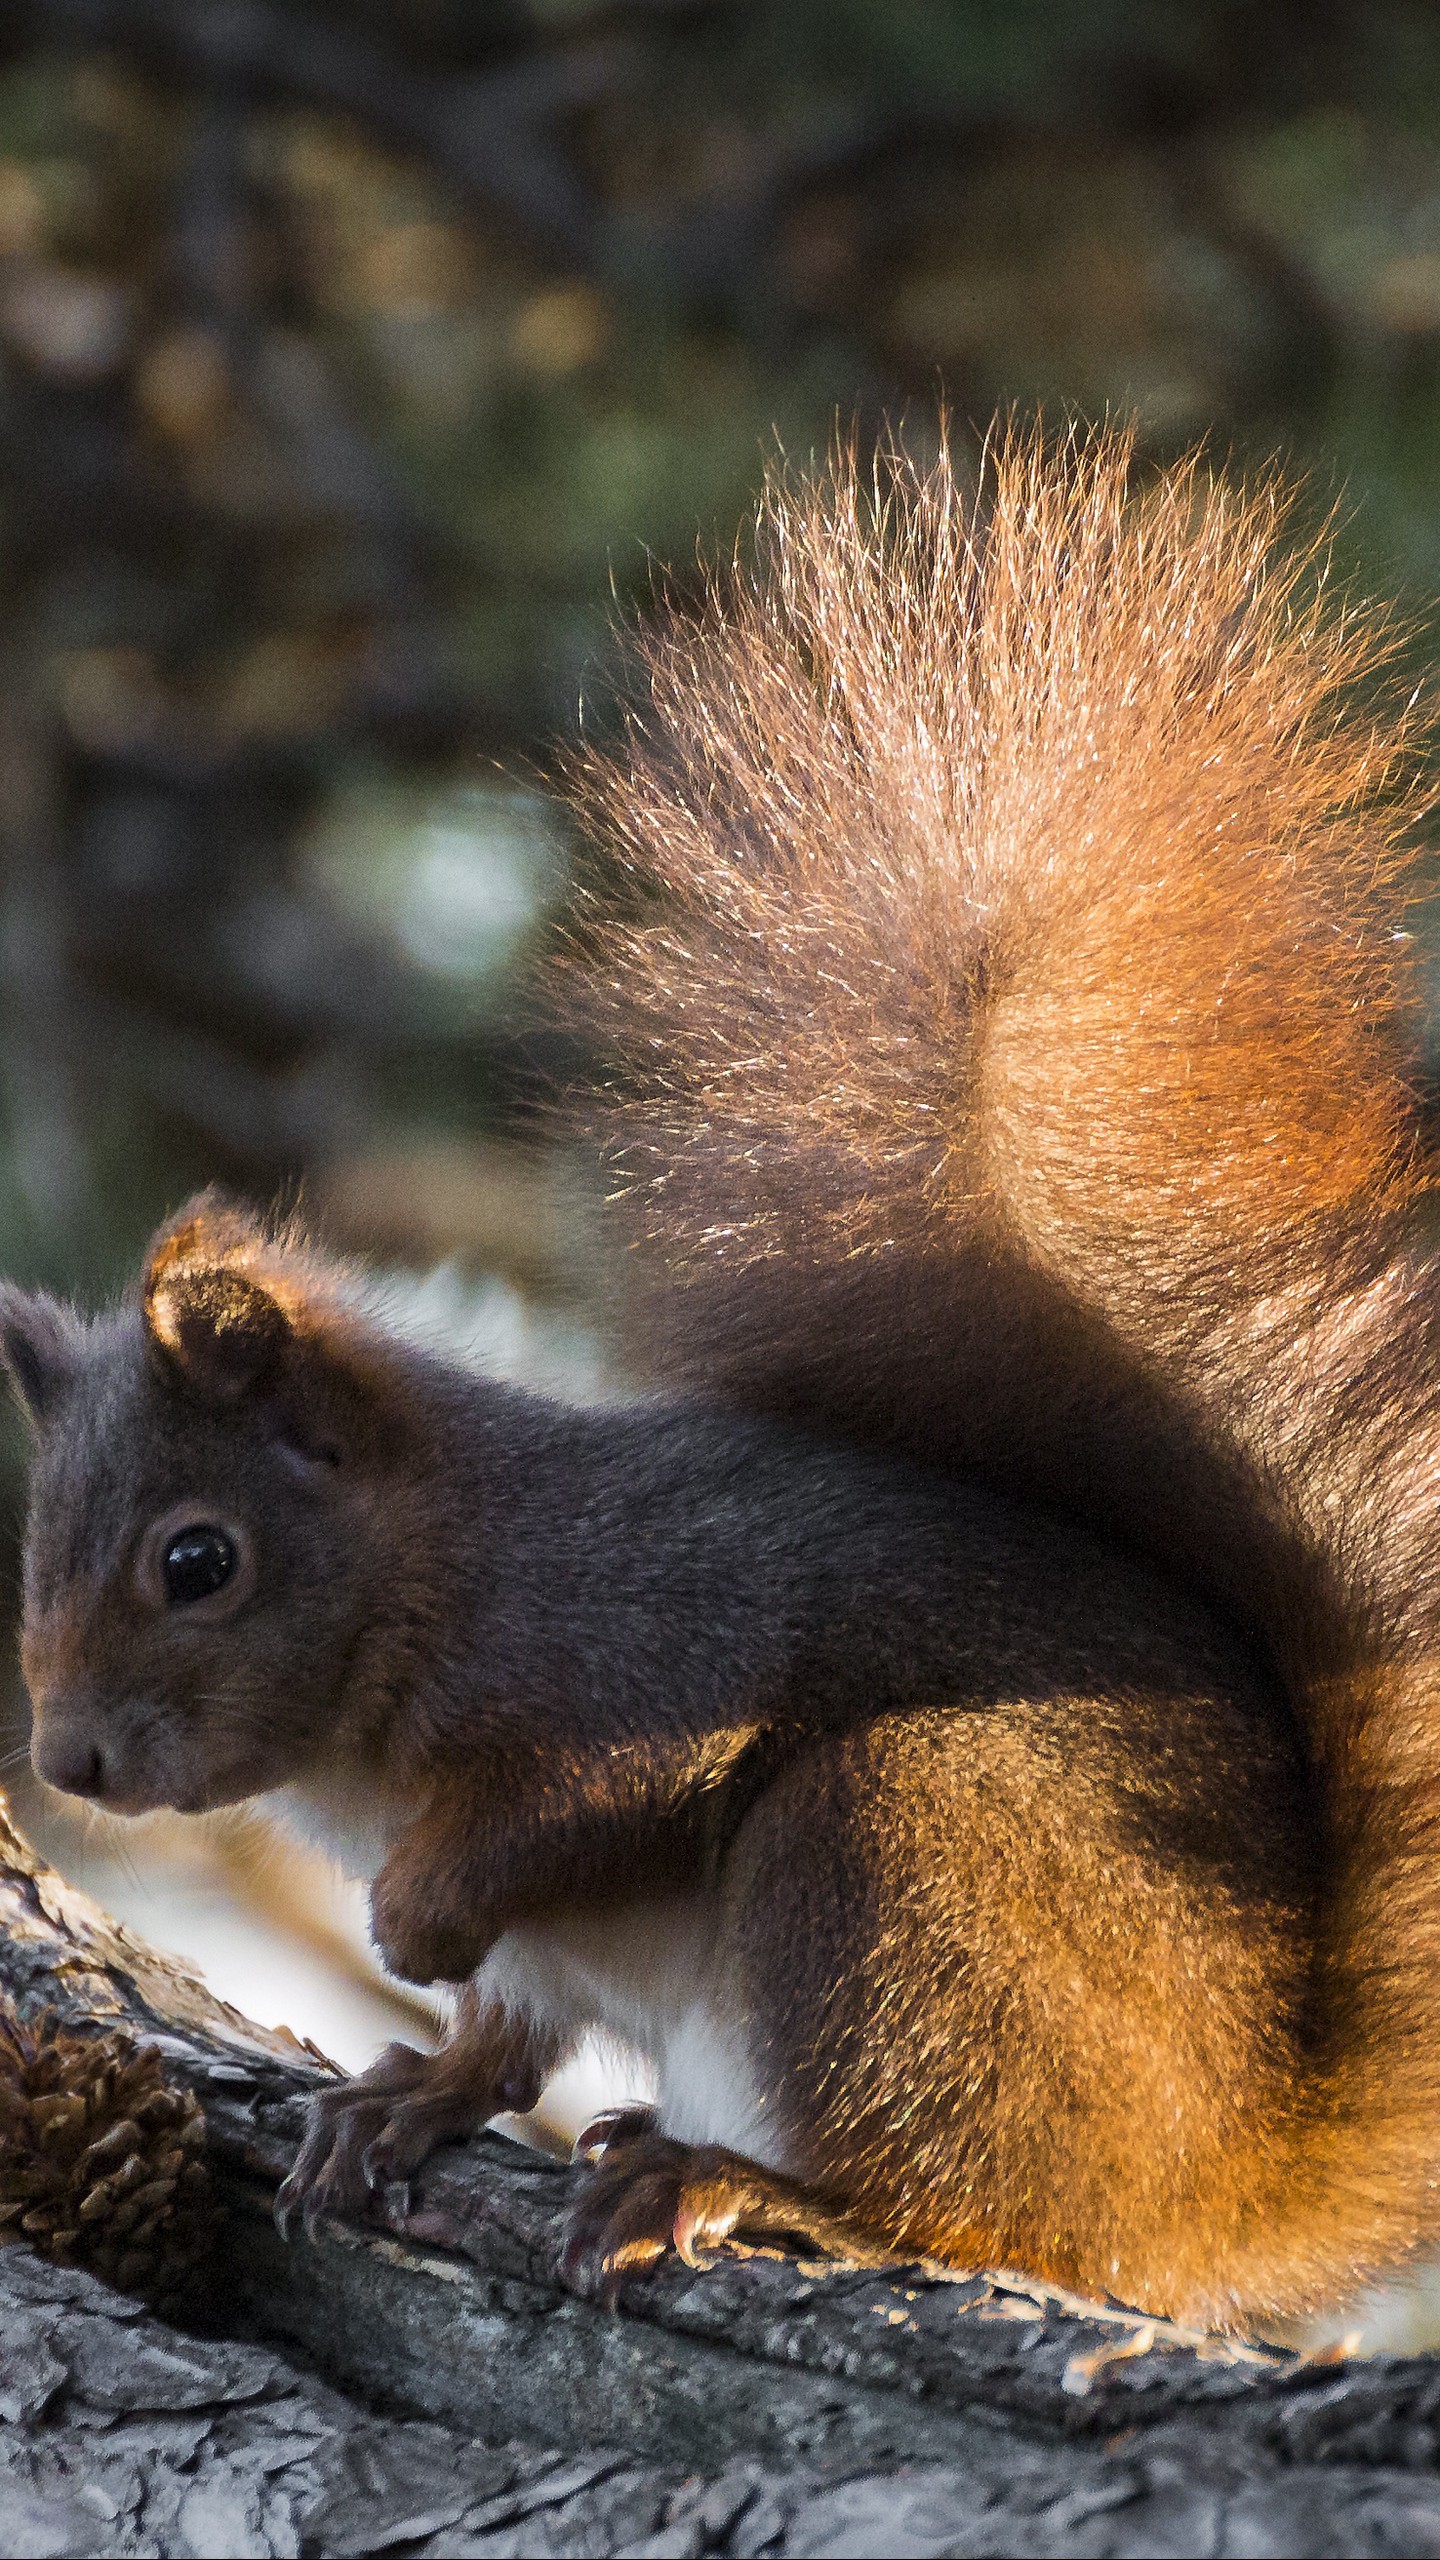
[479,1895,788,2171]
[256,1781,785,2171]
[254,1777,401,1884]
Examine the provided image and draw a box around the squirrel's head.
[0,1194,417,1816]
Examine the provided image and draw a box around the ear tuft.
[144,1193,295,1404]
[0,1286,75,1430]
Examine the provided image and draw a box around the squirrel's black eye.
[162,1525,237,1607]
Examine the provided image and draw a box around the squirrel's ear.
[143,1196,296,1404]
[0,1286,76,1430]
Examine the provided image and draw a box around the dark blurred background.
[4,0,1440,1312]
[7,0,1440,2251]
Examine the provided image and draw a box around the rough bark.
[5,1799,1440,2559]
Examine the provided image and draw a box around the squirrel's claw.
[571,2104,659,2167]
[300,2177,337,2244]
[559,2187,672,2309]
[357,2068,511,2195]
[272,2175,302,2244]
[274,2023,528,2238]
[273,2041,436,2238]
[273,2149,348,2243]
[559,2129,885,2306]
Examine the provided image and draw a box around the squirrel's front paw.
[369,1864,489,1985]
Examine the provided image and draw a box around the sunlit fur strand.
[565,420,1440,2327]
[569,426,1425,1285]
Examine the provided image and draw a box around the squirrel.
[0,421,1433,2334]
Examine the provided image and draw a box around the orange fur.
[565,421,1440,2327]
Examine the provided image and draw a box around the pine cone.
[0,1999,219,2313]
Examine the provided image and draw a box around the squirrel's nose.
[32,1723,105,1799]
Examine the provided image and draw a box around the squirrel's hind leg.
[274,1987,567,2237]
[560,2114,892,2306]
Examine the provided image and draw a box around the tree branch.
[6,1797,1440,2553]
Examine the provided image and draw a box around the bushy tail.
[563,421,1440,2322]
[576,425,1421,1247]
